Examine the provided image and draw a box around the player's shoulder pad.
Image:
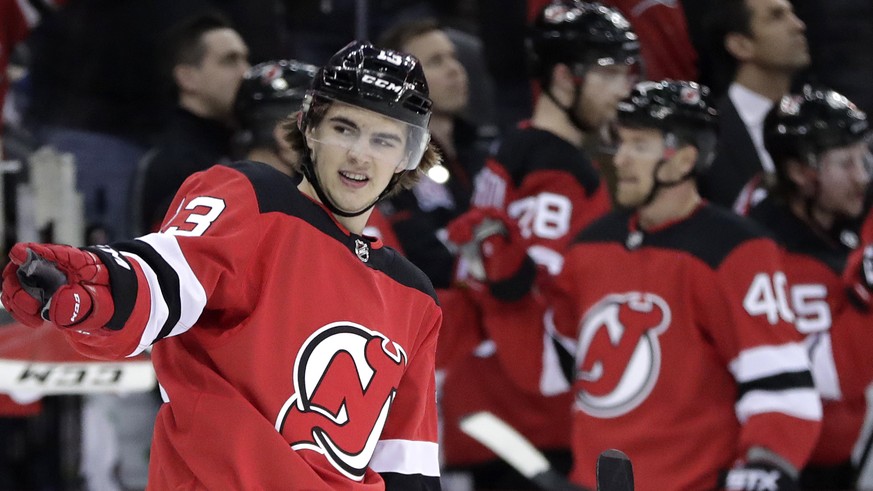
[749,195,850,273]
[651,204,776,269]
[573,205,774,269]
[226,161,302,211]
[493,127,601,195]
[368,245,439,305]
[574,209,635,244]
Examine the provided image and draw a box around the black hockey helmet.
[301,40,432,130]
[528,0,640,82]
[764,85,870,169]
[234,59,317,148]
[617,80,719,170]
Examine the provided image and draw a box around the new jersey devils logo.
[575,292,670,418]
[276,322,407,480]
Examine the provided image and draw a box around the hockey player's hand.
[1,243,114,331]
[844,243,873,307]
[446,208,528,283]
[722,462,799,491]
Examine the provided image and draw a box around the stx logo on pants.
[575,292,670,418]
[276,322,407,480]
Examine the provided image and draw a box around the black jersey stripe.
[113,238,183,343]
[380,473,441,491]
[85,245,138,330]
[736,370,816,400]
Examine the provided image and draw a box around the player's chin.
[615,192,644,209]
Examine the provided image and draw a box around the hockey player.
[750,85,872,489]
[0,41,443,490]
[232,58,403,251]
[233,58,317,176]
[439,1,639,488]
[450,80,823,490]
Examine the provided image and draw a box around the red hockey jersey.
[545,204,822,491]
[441,125,610,465]
[751,197,873,466]
[62,162,442,490]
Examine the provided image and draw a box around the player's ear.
[785,159,816,196]
[724,32,753,62]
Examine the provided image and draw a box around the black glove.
[722,462,799,491]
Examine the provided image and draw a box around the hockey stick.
[459,411,585,491]
[458,411,635,491]
[596,449,634,491]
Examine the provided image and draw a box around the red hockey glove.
[844,243,873,307]
[446,208,537,301]
[447,208,528,283]
[1,243,115,331]
[722,462,799,491]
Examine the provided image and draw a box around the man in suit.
[697,0,809,212]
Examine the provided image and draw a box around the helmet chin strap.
[300,145,401,219]
[542,81,596,134]
[639,144,696,207]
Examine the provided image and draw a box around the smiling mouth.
[340,171,368,183]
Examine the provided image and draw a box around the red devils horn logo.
[275,322,407,480]
[575,292,670,418]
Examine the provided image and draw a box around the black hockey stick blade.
[596,449,633,491]
[459,411,588,491]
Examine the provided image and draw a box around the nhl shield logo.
[355,239,370,263]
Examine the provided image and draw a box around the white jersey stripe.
[728,342,810,383]
[122,252,169,357]
[368,439,440,477]
[735,388,823,423]
[136,234,207,340]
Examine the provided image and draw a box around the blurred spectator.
[376,18,492,289]
[132,10,250,236]
[24,0,215,242]
[696,0,810,210]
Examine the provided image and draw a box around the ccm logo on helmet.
[361,74,403,94]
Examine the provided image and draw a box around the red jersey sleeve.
[701,238,822,469]
[62,165,261,359]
